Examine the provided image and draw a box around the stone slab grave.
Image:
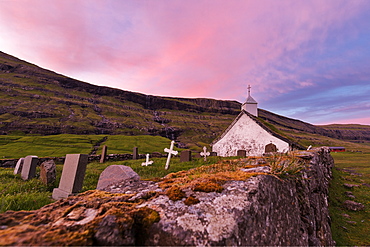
[52,154,88,200]
[21,155,39,180]
[180,150,192,162]
[100,145,108,163]
[40,160,56,185]
[133,147,139,160]
[13,157,25,175]
[96,165,140,190]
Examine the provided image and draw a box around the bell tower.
[241,85,258,116]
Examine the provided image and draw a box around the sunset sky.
[1,0,370,125]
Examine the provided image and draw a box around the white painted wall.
[212,113,289,157]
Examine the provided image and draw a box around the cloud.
[1,0,370,124]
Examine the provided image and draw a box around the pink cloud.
[1,0,370,125]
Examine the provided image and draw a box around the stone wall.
[142,147,335,246]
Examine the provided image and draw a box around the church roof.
[244,95,258,104]
[211,110,304,150]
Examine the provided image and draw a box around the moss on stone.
[165,186,186,201]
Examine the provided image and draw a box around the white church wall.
[212,114,290,157]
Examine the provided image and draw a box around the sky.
[1,0,370,125]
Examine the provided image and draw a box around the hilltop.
[1,51,369,150]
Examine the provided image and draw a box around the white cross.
[164,140,178,170]
[141,154,154,166]
[200,146,210,161]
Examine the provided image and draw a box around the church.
[211,86,300,157]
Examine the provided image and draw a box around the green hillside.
[1,50,370,152]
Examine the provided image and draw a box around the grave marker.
[97,165,140,190]
[141,154,154,166]
[21,155,38,180]
[164,140,178,170]
[210,152,217,156]
[180,150,192,162]
[52,154,88,200]
[40,160,56,185]
[133,147,139,160]
[14,157,24,175]
[200,146,210,161]
[100,145,108,163]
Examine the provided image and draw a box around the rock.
[0,147,335,246]
[362,183,370,188]
[39,160,56,185]
[342,200,365,211]
[94,214,135,246]
[346,221,357,225]
[240,166,271,173]
[341,213,351,218]
[96,165,140,190]
[344,191,356,199]
[343,183,360,189]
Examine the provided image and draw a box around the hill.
[1,51,369,150]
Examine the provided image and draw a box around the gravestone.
[210,152,217,156]
[52,154,88,200]
[21,155,38,180]
[100,145,108,163]
[133,147,139,160]
[200,146,210,161]
[164,141,178,170]
[96,165,140,190]
[237,150,247,157]
[180,150,192,162]
[40,160,56,185]
[265,143,277,153]
[14,157,25,175]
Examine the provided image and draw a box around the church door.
[265,143,277,153]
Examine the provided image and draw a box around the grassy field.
[329,152,370,246]
[0,134,178,159]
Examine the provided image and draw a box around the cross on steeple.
[247,84,251,96]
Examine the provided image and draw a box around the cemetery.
[0,89,369,245]
[0,146,338,245]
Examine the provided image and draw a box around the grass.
[0,168,55,213]
[329,152,370,246]
[0,134,176,159]
[99,135,177,155]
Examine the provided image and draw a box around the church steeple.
[241,85,258,116]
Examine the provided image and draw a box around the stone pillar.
[237,150,247,157]
[14,157,25,175]
[100,145,108,163]
[133,147,138,160]
[180,150,192,162]
[21,155,38,180]
[52,154,88,200]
